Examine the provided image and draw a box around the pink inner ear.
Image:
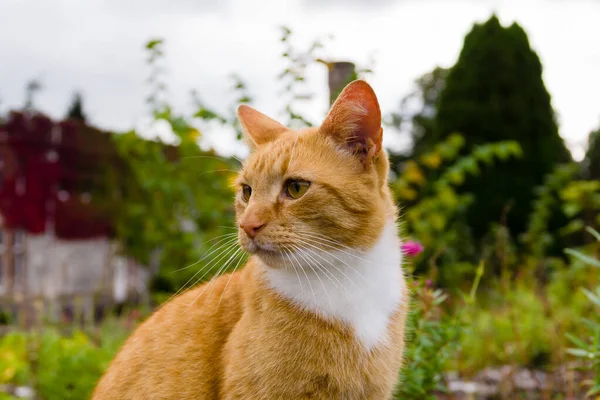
[321,80,383,156]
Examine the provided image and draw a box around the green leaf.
[193,108,224,122]
[586,226,600,242]
[566,333,590,349]
[566,348,590,357]
[588,383,600,395]
[565,248,600,268]
[582,288,600,307]
[145,39,164,50]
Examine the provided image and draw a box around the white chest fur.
[264,221,405,350]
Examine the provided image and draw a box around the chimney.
[326,61,357,105]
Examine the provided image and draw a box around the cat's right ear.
[320,80,383,164]
[237,105,287,148]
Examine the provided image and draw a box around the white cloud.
[1,0,599,160]
[102,0,230,16]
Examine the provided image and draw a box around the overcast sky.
[1,0,599,160]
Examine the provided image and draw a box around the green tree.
[399,67,449,156]
[584,125,600,180]
[111,119,238,294]
[66,92,87,122]
[434,15,571,237]
[388,67,448,175]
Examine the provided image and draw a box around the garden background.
[0,1,599,399]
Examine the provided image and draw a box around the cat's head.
[235,80,396,267]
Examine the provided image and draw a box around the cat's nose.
[240,220,267,239]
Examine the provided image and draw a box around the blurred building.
[0,112,148,309]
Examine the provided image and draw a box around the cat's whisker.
[297,248,350,301]
[292,244,330,306]
[180,241,241,296]
[206,232,240,241]
[172,235,238,273]
[179,239,239,288]
[158,239,240,309]
[197,246,243,294]
[283,247,304,298]
[287,246,316,302]
[296,234,371,270]
[186,232,239,254]
[198,168,239,177]
[189,247,244,311]
[216,251,247,310]
[292,245,329,287]
[294,230,372,264]
[293,229,368,254]
[208,249,245,303]
[300,234,371,263]
[295,238,366,285]
[181,154,243,165]
[297,238,367,282]
[295,246,343,292]
[297,246,351,296]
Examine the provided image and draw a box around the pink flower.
[401,241,424,257]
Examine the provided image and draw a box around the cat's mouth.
[245,240,282,257]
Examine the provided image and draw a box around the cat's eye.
[241,184,252,202]
[285,180,310,199]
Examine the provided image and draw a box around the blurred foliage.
[388,66,449,172]
[0,334,29,387]
[277,26,325,128]
[584,126,600,180]
[566,227,600,397]
[393,133,523,285]
[396,281,464,399]
[109,39,247,294]
[0,318,129,400]
[522,163,580,257]
[111,121,237,292]
[278,26,373,127]
[384,16,599,390]
[191,74,253,141]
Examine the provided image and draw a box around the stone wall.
[0,231,148,301]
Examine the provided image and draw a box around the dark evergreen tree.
[66,92,87,122]
[388,67,448,175]
[434,15,571,237]
[584,126,600,180]
[403,67,449,157]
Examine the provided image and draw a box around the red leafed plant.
[0,112,119,239]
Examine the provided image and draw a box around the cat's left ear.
[320,80,383,162]
[237,105,287,147]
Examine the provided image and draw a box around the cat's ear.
[237,105,287,147]
[320,80,383,161]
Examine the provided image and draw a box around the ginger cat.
[92,80,408,399]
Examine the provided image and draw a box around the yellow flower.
[187,128,201,140]
[403,161,426,186]
[420,152,442,169]
[228,173,238,193]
